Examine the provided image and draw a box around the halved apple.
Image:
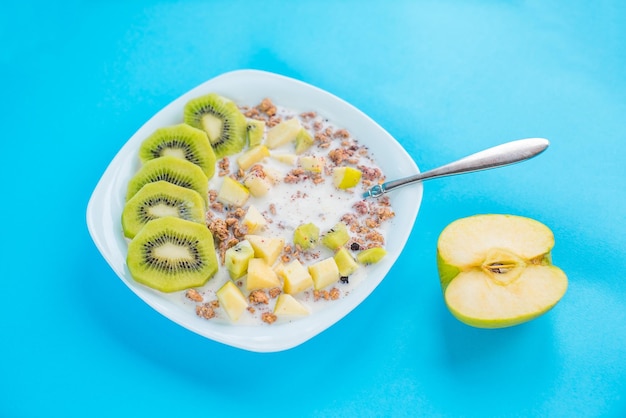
[437,214,567,328]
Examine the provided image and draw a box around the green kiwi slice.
[246,118,265,147]
[122,181,206,239]
[127,216,218,292]
[139,124,216,179]
[126,155,209,204]
[183,93,247,158]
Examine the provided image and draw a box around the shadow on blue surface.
[438,308,557,399]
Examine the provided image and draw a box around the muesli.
[122,93,395,325]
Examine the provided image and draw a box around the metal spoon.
[362,138,549,199]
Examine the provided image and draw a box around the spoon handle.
[362,138,550,199]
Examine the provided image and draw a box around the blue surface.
[2,1,625,417]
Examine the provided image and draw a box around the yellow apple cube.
[243,171,272,197]
[308,257,340,290]
[237,145,270,171]
[216,280,248,321]
[299,155,325,173]
[278,259,314,294]
[242,205,267,233]
[265,118,302,149]
[333,166,362,189]
[273,294,309,316]
[245,234,285,265]
[217,176,249,207]
[246,258,281,291]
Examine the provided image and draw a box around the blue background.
[2,1,625,417]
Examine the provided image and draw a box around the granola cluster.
[206,201,249,264]
[189,98,394,325]
[195,300,220,320]
[343,196,394,250]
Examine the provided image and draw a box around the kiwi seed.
[126,155,209,204]
[139,124,216,179]
[122,181,207,239]
[183,93,247,158]
[126,216,219,292]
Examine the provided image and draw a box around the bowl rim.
[86,69,422,352]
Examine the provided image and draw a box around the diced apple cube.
[266,118,302,149]
[246,258,281,291]
[237,145,270,171]
[299,155,325,173]
[243,171,272,197]
[245,234,285,265]
[277,259,314,294]
[273,262,286,276]
[333,166,362,189]
[216,280,248,321]
[308,257,340,290]
[242,205,267,233]
[217,176,249,207]
[273,294,309,316]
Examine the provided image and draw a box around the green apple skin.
[437,251,461,291]
[437,214,568,329]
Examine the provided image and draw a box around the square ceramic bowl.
[86,69,422,352]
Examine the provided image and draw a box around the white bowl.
[86,69,421,352]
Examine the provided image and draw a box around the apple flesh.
[276,259,313,294]
[245,234,284,265]
[216,280,248,321]
[265,118,301,149]
[242,205,267,233]
[309,257,340,290]
[237,144,269,171]
[217,176,249,207]
[299,156,325,173]
[332,167,362,189]
[274,294,309,316]
[437,214,567,328]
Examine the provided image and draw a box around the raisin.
[340,276,349,284]
[350,242,361,251]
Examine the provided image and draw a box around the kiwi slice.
[127,216,219,292]
[126,155,209,204]
[321,222,350,250]
[356,247,387,265]
[138,124,216,179]
[246,118,265,148]
[183,93,247,158]
[122,181,206,239]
